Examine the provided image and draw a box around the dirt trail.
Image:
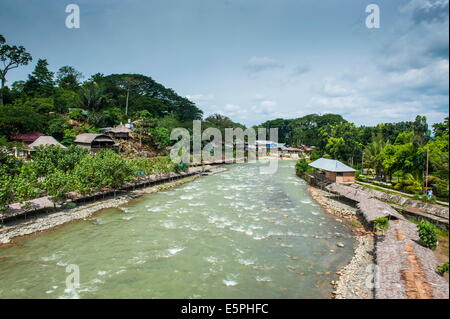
[396,228,433,299]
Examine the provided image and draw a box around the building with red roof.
[10,131,45,144]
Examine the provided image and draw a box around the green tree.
[288,114,346,148]
[0,35,33,105]
[15,96,55,113]
[0,104,47,137]
[46,117,70,141]
[53,87,78,114]
[24,59,54,97]
[76,82,109,112]
[0,175,15,211]
[425,133,449,198]
[363,139,389,179]
[432,117,449,138]
[205,114,246,136]
[73,150,132,193]
[42,169,73,207]
[56,66,83,90]
[256,118,291,144]
[149,127,171,149]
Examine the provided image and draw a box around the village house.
[74,133,115,152]
[308,158,356,184]
[281,147,302,159]
[10,131,44,145]
[106,124,132,140]
[13,136,66,159]
[29,136,66,150]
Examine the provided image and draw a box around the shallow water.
[0,161,355,298]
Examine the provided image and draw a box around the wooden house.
[308,158,356,184]
[74,133,115,152]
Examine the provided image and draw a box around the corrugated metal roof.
[309,158,356,172]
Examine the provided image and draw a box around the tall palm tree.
[363,139,389,179]
[76,82,108,112]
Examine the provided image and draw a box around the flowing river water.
[0,161,355,298]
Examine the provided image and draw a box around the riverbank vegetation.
[277,114,449,200]
[0,35,245,154]
[417,220,439,250]
[1,34,448,204]
[0,146,177,210]
[0,35,244,211]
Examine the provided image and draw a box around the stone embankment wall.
[351,183,449,220]
[325,183,449,299]
[1,165,214,223]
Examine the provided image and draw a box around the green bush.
[309,150,321,161]
[41,169,73,206]
[68,108,86,121]
[173,161,189,173]
[417,220,438,250]
[374,217,389,232]
[31,145,88,176]
[394,173,422,194]
[149,127,171,149]
[0,175,14,212]
[127,156,173,175]
[295,158,311,174]
[73,150,133,193]
[436,262,449,275]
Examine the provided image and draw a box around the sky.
[0,0,448,126]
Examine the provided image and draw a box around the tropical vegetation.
[1,34,448,210]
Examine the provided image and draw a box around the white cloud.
[187,1,448,127]
[290,65,310,76]
[245,56,284,73]
[185,94,215,103]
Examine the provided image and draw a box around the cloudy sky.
[1,0,448,126]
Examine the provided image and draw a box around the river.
[0,160,355,298]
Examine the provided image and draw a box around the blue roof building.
[308,158,356,184]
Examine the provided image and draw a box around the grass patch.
[374,217,389,233]
[357,182,449,206]
[358,182,414,198]
[349,218,363,228]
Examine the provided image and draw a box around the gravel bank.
[332,235,375,299]
[0,175,200,246]
[309,186,375,299]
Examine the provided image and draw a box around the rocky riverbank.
[0,175,200,246]
[308,186,375,299]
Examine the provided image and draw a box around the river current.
[0,160,355,298]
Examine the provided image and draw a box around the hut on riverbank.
[309,158,356,184]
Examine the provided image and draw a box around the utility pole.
[125,89,129,115]
[361,151,364,170]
